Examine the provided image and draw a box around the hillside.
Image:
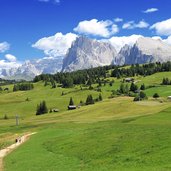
[1,68,171,170]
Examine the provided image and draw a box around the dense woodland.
[34,61,171,88]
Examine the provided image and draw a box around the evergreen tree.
[42,101,48,114]
[140,91,147,99]
[44,81,48,86]
[134,91,147,101]
[51,81,56,88]
[119,83,125,94]
[162,78,171,85]
[36,101,48,115]
[109,81,113,87]
[87,78,92,86]
[140,84,145,90]
[86,95,94,105]
[36,104,41,115]
[69,97,74,106]
[125,84,129,94]
[130,82,138,92]
[99,93,103,101]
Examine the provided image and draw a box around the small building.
[53,109,60,112]
[68,105,77,110]
[168,96,171,100]
[124,78,134,83]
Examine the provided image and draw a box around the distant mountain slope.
[1,36,171,80]
[115,37,171,65]
[0,57,62,81]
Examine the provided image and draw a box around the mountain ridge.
[1,36,171,80]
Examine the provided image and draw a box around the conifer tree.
[69,97,74,106]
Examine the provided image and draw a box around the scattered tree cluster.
[86,95,95,105]
[36,101,48,115]
[162,78,171,85]
[134,91,148,101]
[13,83,34,91]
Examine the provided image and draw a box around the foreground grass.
[4,106,171,171]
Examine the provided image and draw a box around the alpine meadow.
[1,0,171,171]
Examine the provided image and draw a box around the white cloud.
[111,24,119,35]
[5,54,17,62]
[150,18,171,36]
[32,32,77,57]
[114,18,123,23]
[74,19,119,38]
[122,20,149,29]
[143,8,158,14]
[136,21,149,28]
[122,21,134,29]
[105,34,143,52]
[0,60,21,70]
[0,53,21,70]
[0,42,10,53]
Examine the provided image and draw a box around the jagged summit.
[114,37,171,65]
[1,36,171,80]
[62,36,117,72]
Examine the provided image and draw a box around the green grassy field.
[4,105,171,171]
[1,72,171,170]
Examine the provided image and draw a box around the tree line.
[33,62,171,88]
[111,62,171,78]
[13,83,34,91]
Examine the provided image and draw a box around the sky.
[0,0,171,68]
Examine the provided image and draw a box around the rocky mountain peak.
[62,36,117,72]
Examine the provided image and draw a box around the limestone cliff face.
[62,36,117,72]
[115,37,171,65]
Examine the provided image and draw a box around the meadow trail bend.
[0,132,37,171]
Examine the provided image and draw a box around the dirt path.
[0,132,36,171]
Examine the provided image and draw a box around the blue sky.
[0,0,171,67]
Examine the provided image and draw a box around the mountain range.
[1,36,171,80]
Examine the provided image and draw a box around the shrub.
[153,93,160,99]
[4,114,8,120]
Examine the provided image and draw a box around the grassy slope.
[4,106,171,171]
[1,71,171,170]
